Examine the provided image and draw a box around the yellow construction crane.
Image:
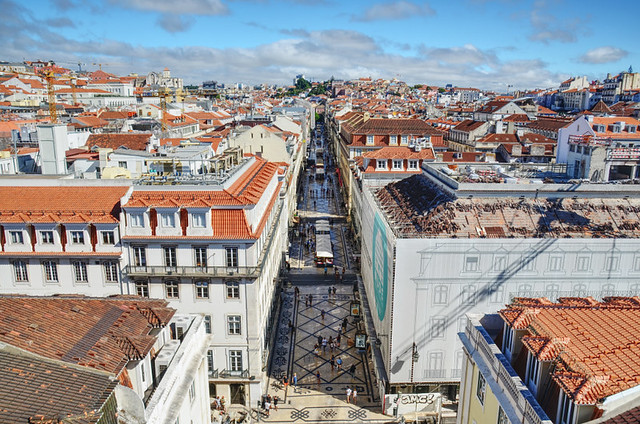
[8,67,59,123]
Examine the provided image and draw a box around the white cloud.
[0,0,563,90]
[579,46,628,64]
[355,1,434,22]
[157,14,192,33]
[109,0,229,15]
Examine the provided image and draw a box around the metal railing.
[124,265,259,278]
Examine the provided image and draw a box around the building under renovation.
[358,162,640,404]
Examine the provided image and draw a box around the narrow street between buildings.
[256,121,393,423]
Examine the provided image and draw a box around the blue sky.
[1,0,637,89]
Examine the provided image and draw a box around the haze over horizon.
[2,0,637,90]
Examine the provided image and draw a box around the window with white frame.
[489,284,504,303]
[101,231,115,245]
[376,159,387,170]
[575,255,590,272]
[573,283,588,297]
[133,246,146,266]
[195,281,209,299]
[41,231,54,244]
[526,353,540,393]
[192,212,206,228]
[229,350,242,371]
[461,285,477,306]
[493,255,507,271]
[601,283,616,297]
[431,317,446,338]
[465,256,479,272]
[389,135,398,145]
[366,135,374,145]
[104,261,118,283]
[72,261,88,282]
[604,255,619,272]
[634,255,640,272]
[165,281,179,299]
[408,160,418,170]
[558,392,574,424]
[194,247,207,267]
[130,212,144,227]
[518,284,533,297]
[392,159,402,170]
[13,261,28,282]
[135,281,149,297]
[433,285,448,305]
[204,315,212,334]
[43,261,58,282]
[476,371,486,405]
[10,231,24,244]
[548,254,564,271]
[521,255,536,271]
[207,350,214,373]
[70,231,84,244]
[228,315,241,335]
[161,212,175,228]
[164,246,177,267]
[226,281,240,299]
[225,247,238,267]
[503,326,513,354]
[401,135,408,144]
[546,283,560,300]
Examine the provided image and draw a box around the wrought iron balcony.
[124,265,259,278]
[208,368,250,379]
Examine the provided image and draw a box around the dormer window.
[366,135,374,145]
[401,135,408,145]
[611,125,621,133]
[389,135,398,145]
[376,159,387,170]
[408,160,418,170]
[130,212,144,228]
[192,212,206,228]
[71,231,84,244]
[392,159,403,170]
[628,125,637,133]
[161,212,175,228]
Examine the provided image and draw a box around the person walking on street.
[316,371,321,386]
[273,395,279,411]
[352,389,357,405]
[309,294,313,307]
[322,336,328,353]
[336,356,343,371]
[346,387,352,403]
[336,333,341,347]
[330,354,335,372]
[293,372,298,391]
[321,309,325,321]
[283,375,289,392]
[349,364,356,379]
[332,286,337,296]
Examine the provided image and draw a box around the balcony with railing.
[124,265,259,278]
[208,368,250,379]
[462,316,552,424]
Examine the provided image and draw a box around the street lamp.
[410,342,419,384]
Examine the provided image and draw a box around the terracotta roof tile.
[0,295,175,375]
[86,133,153,151]
[0,347,117,423]
[502,297,640,405]
[0,186,128,224]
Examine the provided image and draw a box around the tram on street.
[314,219,333,267]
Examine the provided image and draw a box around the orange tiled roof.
[86,133,153,151]
[0,186,128,224]
[0,295,175,375]
[501,297,640,404]
[362,146,435,160]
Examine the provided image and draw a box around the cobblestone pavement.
[256,128,394,423]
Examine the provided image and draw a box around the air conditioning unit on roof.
[155,339,180,376]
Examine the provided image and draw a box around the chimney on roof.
[363,112,370,123]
